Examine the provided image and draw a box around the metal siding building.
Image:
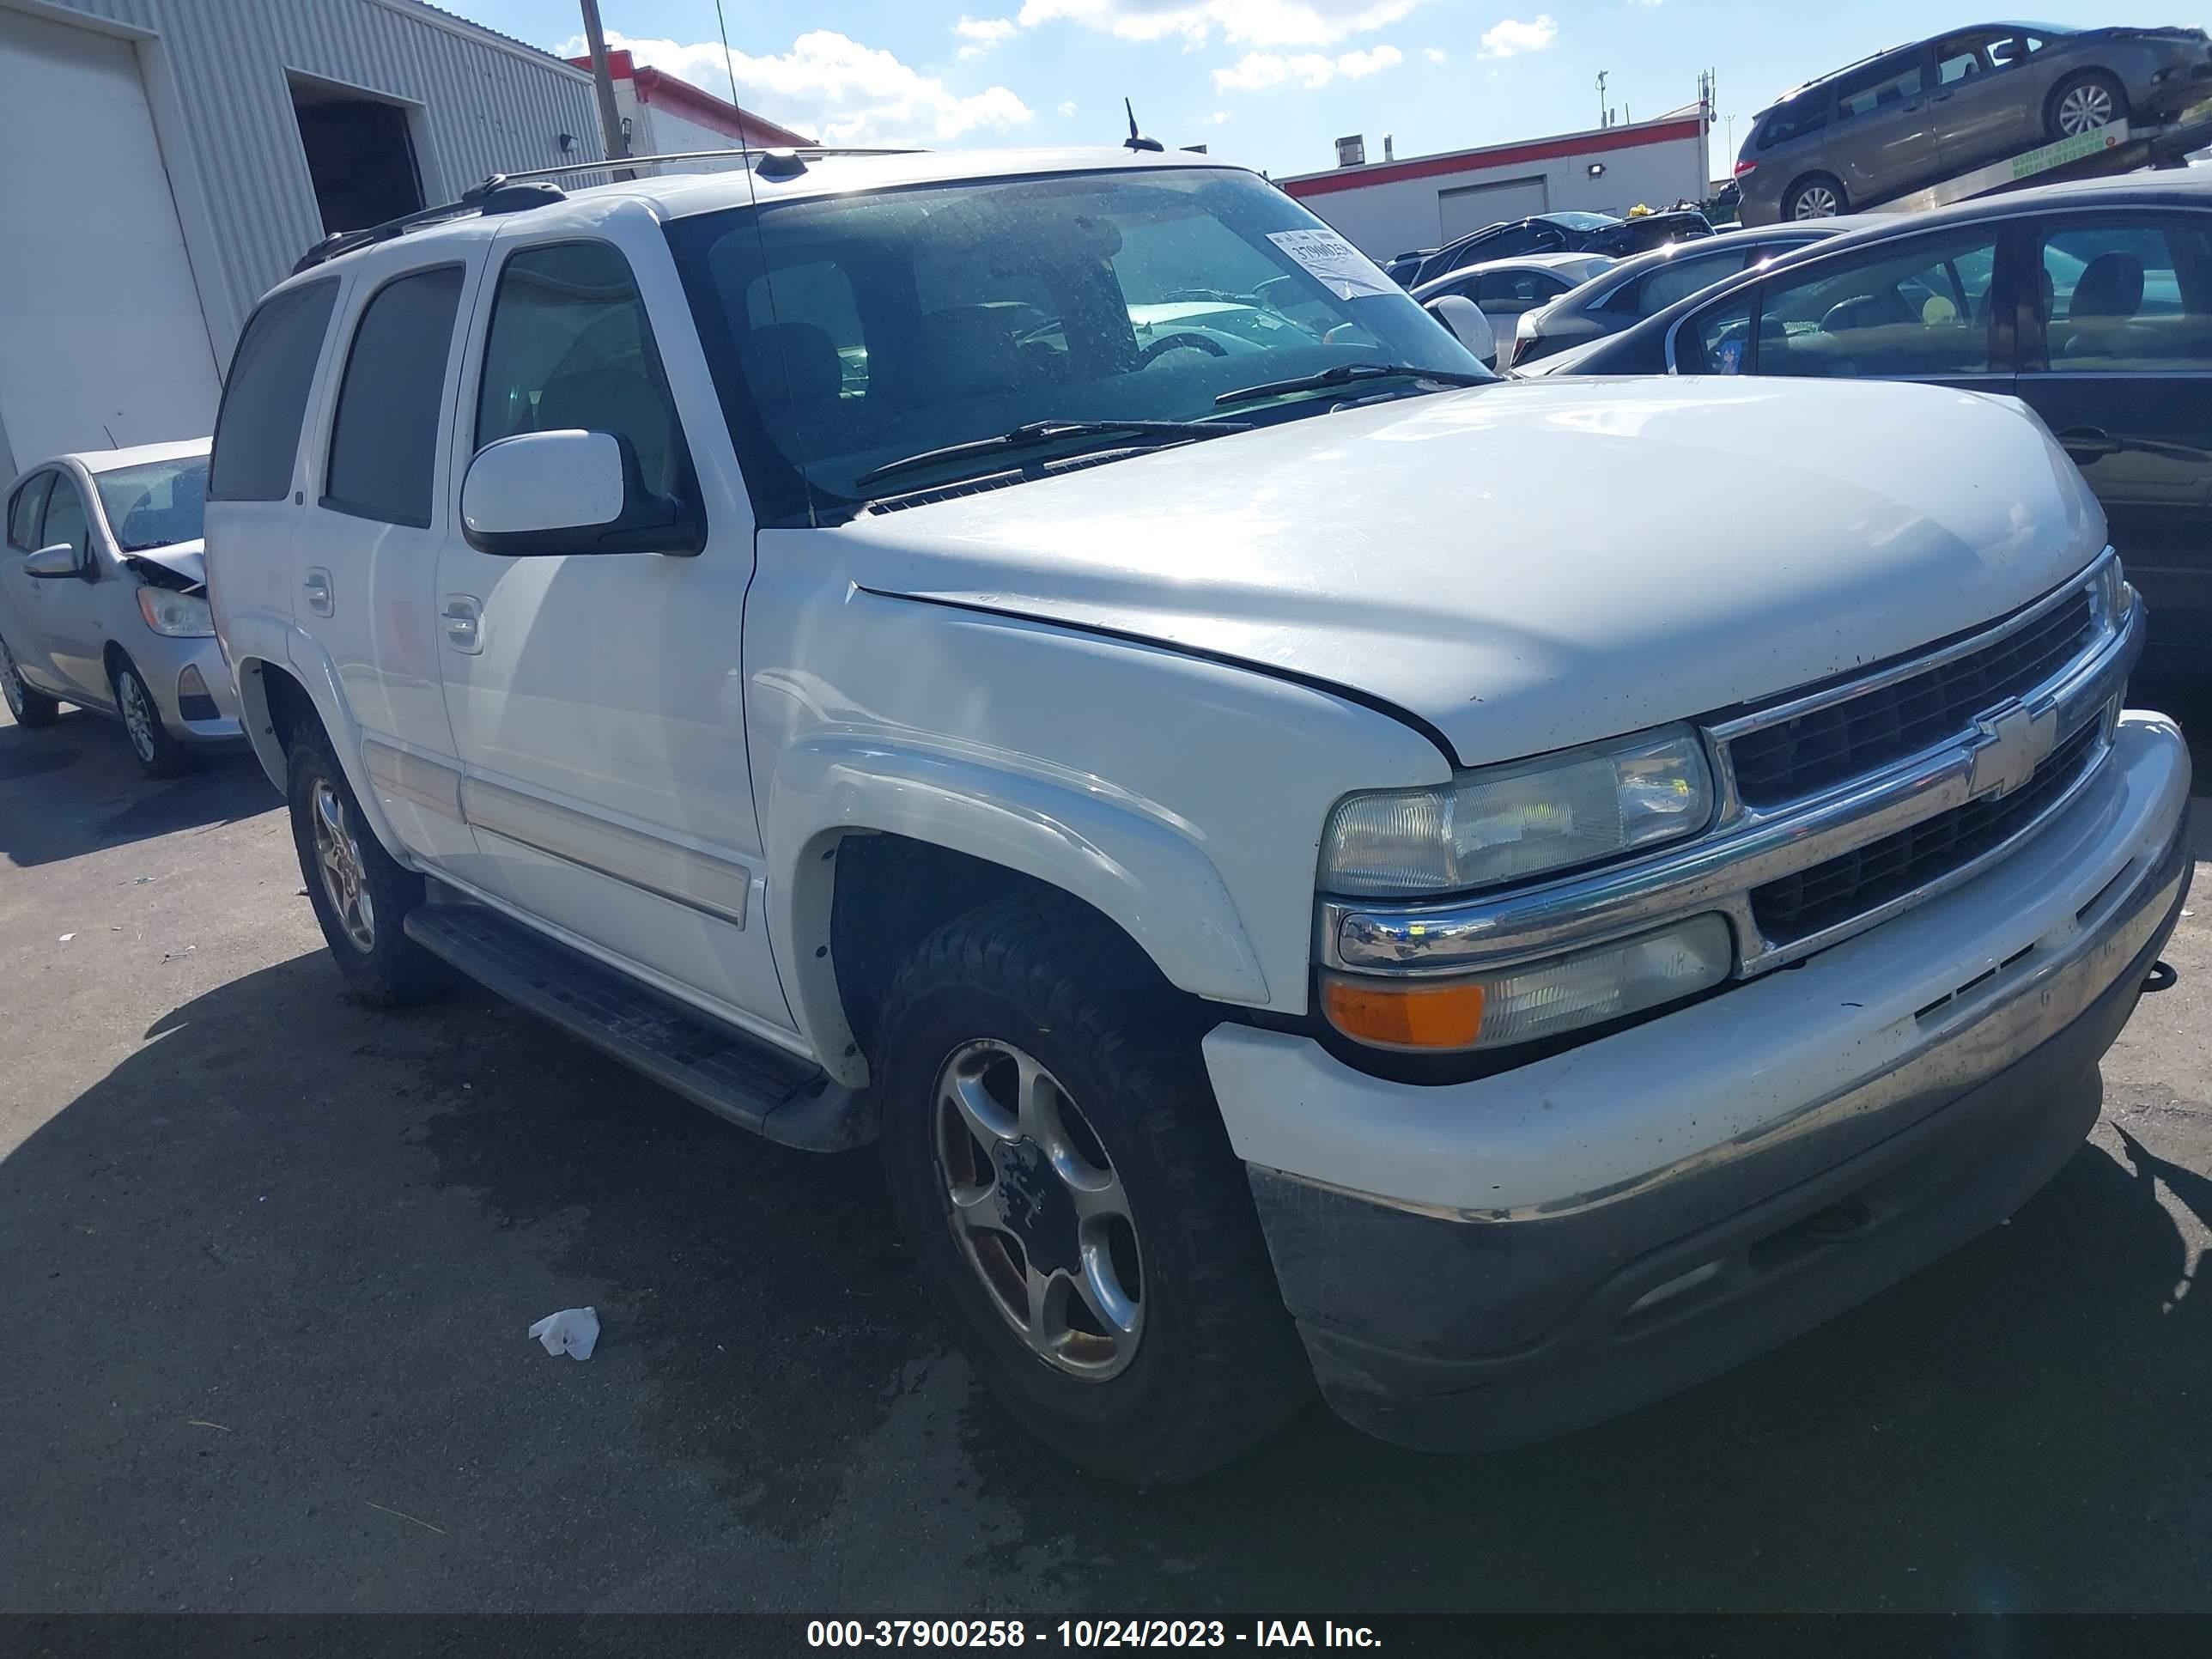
[1279,112,1713,262]
[0,0,604,481]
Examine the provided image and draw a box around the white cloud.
[566,29,1032,145]
[1337,44,1402,76]
[954,15,1014,57]
[1422,46,1447,63]
[1210,109,1231,123]
[1477,14,1557,58]
[1018,0,1423,48]
[1057,99,1079,116]
[1214,41,1402,89]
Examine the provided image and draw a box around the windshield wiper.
[854,418,1247,493]
[1213,362,1491,408]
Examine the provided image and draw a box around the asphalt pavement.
[2,684,2208,1613]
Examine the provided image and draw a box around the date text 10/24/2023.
[806,1621,1382,1649]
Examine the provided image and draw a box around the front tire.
[876,896,1311,1487]
[1784,173,1846,220]
[2049,71,2127,140]
[112,655,192,778]
[0,634,60,727]
[286,726,453,1006]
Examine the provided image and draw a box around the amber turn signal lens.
[1322,977,1487,1051]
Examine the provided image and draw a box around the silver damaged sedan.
[1,440,240,775]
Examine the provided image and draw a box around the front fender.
[769,737,1270,1081]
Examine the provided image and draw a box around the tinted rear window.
[322,265,465,528]
[209,280,339,502]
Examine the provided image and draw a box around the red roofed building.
[564,48,815,165]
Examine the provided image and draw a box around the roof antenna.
[1123,97,1164,152]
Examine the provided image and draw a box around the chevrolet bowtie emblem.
[1967,703,2055,800]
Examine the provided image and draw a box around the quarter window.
[209,279,339,502]
[476,242,690,501]
[7,472,52,551]
[2038,219,2212,372]
[323,265,465,527]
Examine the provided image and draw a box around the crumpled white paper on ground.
[529,1306,599,1361]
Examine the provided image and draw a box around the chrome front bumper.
[1322,552,2137,981]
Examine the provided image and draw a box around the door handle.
[2057,426,2123,459]
[441,594,483,654]
[302,568,333,617]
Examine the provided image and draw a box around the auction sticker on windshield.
[1267,229,1395,300]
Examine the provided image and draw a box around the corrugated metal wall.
[21,0,603,359]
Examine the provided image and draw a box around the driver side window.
[476,242,691,500]
[40,477,90,570]
[1741,230,2000,379]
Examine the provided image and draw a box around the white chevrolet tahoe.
[206,148,2192,1486]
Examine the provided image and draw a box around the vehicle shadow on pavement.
[2,947,2206,1609]
[0,708,275,868]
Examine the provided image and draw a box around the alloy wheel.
[118,671,158,763]
[311,778,377,953]
[2057,83,2117,136]
[933,1037,1146,1380]
[1792,185,1840,219]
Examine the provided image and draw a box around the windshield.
[666,167,1487,522]
[92,458,206,552]
[1548,211,1619,232]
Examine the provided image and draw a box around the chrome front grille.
[1750,718,2105,944]
[1322,551,2138,985]
[1726,589,2096,808]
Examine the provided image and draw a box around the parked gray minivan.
[1736,21,2212,225]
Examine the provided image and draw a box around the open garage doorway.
[289,73,424,233]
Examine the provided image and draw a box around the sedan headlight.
[1320,726,1714,897]
[137,586,214,638]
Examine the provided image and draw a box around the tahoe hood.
[834,377,2106,767]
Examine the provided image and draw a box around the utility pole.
[578,0,633,180]
[1595,70,1608,129]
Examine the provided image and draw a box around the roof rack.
[495,145,926,183]
[290,177,566,273]
[289,147,929,275]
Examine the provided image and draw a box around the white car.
[1,440,240,775]
[207,148,2191,1486]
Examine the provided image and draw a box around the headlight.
[1319,726,1714,897]
[137,586,214,637]
[1322,915,1734,1052]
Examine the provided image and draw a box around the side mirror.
[22,544,80,580]
[1425,295,1498,371]
[459,430,702,558]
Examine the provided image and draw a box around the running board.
[404,901,870,1152]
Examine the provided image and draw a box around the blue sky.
[457,3,2202,176]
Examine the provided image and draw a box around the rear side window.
[476,242,690,501]
[1636,250,1744,315]
[209,279,339,502]
[323,265,465,527]
[1836,58,1925,122]
[7,472,52,550]
[2038,218,2212,372]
